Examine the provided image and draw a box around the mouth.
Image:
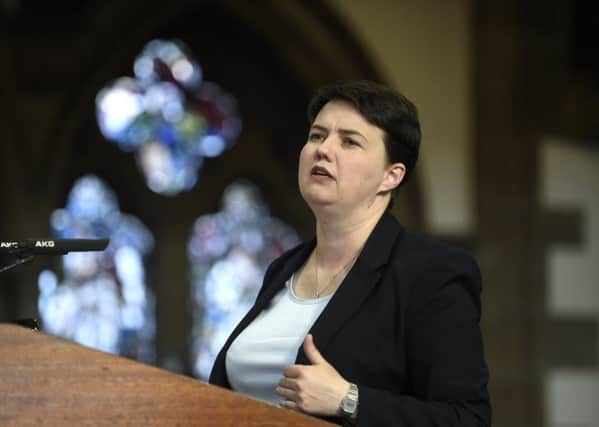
[311,165,334,179]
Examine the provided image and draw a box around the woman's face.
[298,100,402,214]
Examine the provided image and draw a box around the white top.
[225,274,333,405]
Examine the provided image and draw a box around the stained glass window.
[96,39,242,196]
[38,175,155,362]
[189,180,300,379]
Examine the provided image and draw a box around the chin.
[304,197,339,215]
[300,184,340,209]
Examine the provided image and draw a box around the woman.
[210,81,491,426]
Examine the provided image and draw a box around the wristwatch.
[339,382,359,421]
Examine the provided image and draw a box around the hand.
[276,334,350,416]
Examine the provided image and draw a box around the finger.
[303,334,326,365]
[275,386,296,400]
[283,365,302,378]
[278,377,298,390]
[279,400,300,412]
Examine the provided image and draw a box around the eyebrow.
[309,124,368,142]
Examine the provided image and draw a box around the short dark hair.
[306,80,421,190]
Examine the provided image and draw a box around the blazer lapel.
[296,212,403,364]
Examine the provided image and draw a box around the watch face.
[340,383,359,416]
[343,398,358,412]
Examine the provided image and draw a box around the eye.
[308,132,325,142]
[342,138,359,147]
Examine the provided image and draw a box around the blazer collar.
[254,211,402,303]
[351,210,403,272]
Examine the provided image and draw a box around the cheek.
[299,144,312,167]
[343,159,384,189]
[298,145,310,178]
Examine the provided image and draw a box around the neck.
[313,202,387,268]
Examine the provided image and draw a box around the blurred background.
[1,1,598,426]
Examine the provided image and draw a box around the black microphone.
[0,238,109,255]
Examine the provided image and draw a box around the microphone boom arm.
[0,238,109,274]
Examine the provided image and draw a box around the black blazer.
[209,212,491,426]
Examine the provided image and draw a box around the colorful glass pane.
[96,39,241,195]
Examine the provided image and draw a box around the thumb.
[303,334,326,365]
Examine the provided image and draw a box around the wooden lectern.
[0,324,332,426]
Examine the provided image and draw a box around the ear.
[379,162,406,193]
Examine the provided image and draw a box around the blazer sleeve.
[355,255,491,427]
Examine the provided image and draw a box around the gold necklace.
[313,251,360,298]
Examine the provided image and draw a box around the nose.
[315,134,335,160]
